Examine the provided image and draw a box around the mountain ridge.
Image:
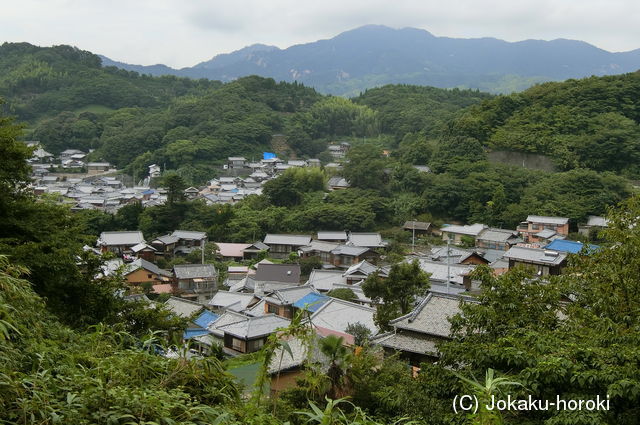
[97,25,640,95]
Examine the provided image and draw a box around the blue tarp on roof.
[545,240,600,254]
[263,152,276,160]
[293,293,329,312]
[183,328,209,340]
[142,189,154,195]
[194,310,220,329]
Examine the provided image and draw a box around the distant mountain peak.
[98,25,640,95]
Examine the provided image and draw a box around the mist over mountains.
[98,25,639,95]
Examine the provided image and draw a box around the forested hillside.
[0,42,219,120]
[452,71,640,176]
[1,42,492,184]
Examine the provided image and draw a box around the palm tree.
[319,335,350,398]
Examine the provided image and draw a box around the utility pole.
[201,238,205,265]
[446,239,451,294]
[411,220,416,253]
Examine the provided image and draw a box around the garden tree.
[327,288,357,302]
[344,322,372,346]
[389,192,427,225]
[263,170,302,207]
[139,202,190,236]
[298,256,322,276]
[362,260,430,330]
[163,171,187,205]
[342,144,387,190]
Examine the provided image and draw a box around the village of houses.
[92,213,607,388]
[25,139,610,389]
[26,141,353,211]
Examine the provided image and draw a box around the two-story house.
[171,230,208,255]
[173,264,218,302]
[518,215,569,243]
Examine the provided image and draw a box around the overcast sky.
[2,0,639,68]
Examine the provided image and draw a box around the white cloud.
[0,0,638,67]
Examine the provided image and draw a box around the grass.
[225,350,265,369]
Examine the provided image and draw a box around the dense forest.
[452,72,640,176]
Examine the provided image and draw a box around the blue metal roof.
[263,152,276,160]
[194,310,220,329]
[183,328,209,340]
[293,293,329,312]
[545,240,600,254]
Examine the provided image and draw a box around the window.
[147,274,153,279]
[232,338,244,352]
[267,304,279,314]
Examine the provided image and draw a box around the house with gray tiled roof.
[373,292,477,367]
[476,228,522,251]
[165,296,205,319]
[309,298,377,335]
[263,234,312,258]
[342,260,389,285]
[441,223,487,245]
[171,230,208,255]
[254,263,301,284]
[208,290,260,313]
[97,231,145,255]
[416,259,475,294]
[217,314,291,354]
[173,264,218,302]
[503,246,568,276]
[306,269,347,292]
